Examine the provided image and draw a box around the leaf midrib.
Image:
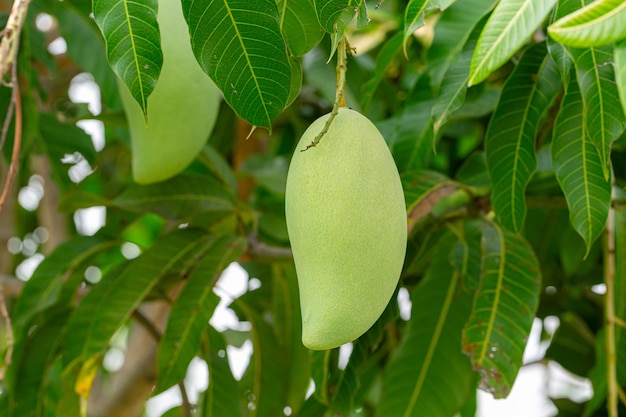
[477,225,506,363]
[122,0,147,111]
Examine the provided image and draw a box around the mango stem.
[301,36,349,151]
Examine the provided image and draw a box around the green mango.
[285,108,407,350]
[118,0,220,184]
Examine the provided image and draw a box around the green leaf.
[449,219,483,292]
[432,39,475,134]
[63,229,209,367]
[12,236,113,331]
[272,265,311,413]
[8,308,70,417]
[330,297,398,414]
[379,100,435,173]
[114,173,234,219]
[361,32,403,112]
[183,0,291,130]
[403,0,428,56]
[614,209,626,387]
[198,326,242,417]
[551,73,611,251]
[615,39,626,116]
[546,0,580,79]
[277,0,325,56]
[548,0,626,48]
[233,295,286,417]
[567,45,626,179]
[314,0,357,33]
[545,312,596,377]
[468,0,557,86]
[463,221,541,398]
[38,112,97,165]
[287,56,304,108]
[426,0,497,85]
[93,0,162,114]
[379,230,474,417]
[51,1,120,108]
[455,152,491,194]
[486,43,562,232]
[156,235,247,393]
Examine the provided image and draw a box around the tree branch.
[246,233,292,262]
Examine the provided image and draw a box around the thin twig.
[0,78,20,214]
[179,381,193,417]
[0,0,29,214]
[301,36,350,151]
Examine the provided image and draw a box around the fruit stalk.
[302,36,349,151]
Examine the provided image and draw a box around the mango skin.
[285,108,407,350]
[119,0,220,184]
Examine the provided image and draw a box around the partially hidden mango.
[118,0,220,184]
[285,108,407,350]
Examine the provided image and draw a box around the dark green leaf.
[183,0,291,130]
[432,38,475,134]
[567,45,626,179]
[63,229,209,367]
[38,113,97,165]
[198,326,242,417]
[114,173,234,219]
[93,0,162,114]
[277,0,325,56]
[8,308,70,417]
[379,231,474,417]
[361,32,403,112]
[156,235,247,393]
[402,0,428,56]
[449,219,483,292]
[552,73,611,252]
[486,43,562,232]
[462,221,541,398]
[454,152,491,194]
[234,295,286,417]
[545,312,595,377]
[272,265,311,413]
[12,236,113,331]
[52,1,120,108]
[314,0,357,33]
[379,101,435,173]
[546,0,580,79]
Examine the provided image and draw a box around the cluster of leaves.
[1,0,626,417]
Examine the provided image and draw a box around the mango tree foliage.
[0,0,625,417]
